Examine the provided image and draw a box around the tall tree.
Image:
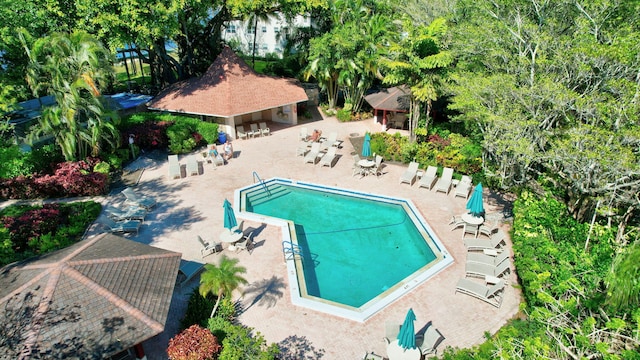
[23,30,119,161]
[199,255,248,318]
[379,17,453,141]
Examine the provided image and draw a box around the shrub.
[180,288,216,330]
[167,324,221,360]
[336,108,351,122]
[167,122,202,154]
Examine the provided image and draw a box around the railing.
[282,240,302,261]
[252,171,271,196]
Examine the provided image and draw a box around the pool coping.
[235,177,454,322]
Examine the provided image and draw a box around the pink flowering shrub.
[167,325,221,360]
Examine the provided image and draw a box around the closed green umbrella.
[361,133,372,158]
[397,308,417,350]
[223,199,237,231]
[466,183,484,217]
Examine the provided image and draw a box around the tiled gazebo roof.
[0,233,181,359]
[147,46,308,117]
[364,86,411,112]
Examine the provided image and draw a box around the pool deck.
[90,112,521,359]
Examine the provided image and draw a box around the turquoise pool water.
[242,181,441,308]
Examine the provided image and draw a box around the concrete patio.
[88,112,521,359]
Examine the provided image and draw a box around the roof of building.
[147,46,308,117]
[364,86,411,112]
[0,233,181,359]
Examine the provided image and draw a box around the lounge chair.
[467,250,510,266]
[418,166,438,190]
[296,141,309,156]
[321,131,341,150]
[478,221,499,238]
[236,125,248,140]
[417,326,445,355]
[186,155,199,176]
[400,161,420,185]
[454,175,473,199]
[465,260,511,280]
[122,188,157,210]
[259,122,270,136]
[464,230,507,251]
[250,123,262,137]
[168,154,181,179]
[104,205,147,223]
[198,235,222,257]
[320,146,338,167]
[101,217,142,235]
[435,167,454,194]
[455,278,505,308]
[299,127,309,141]
[304,142,322,164]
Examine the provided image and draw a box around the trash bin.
[218,132,227,144]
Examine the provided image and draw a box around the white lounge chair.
[104,205,147,223]
[467,250,510,266]
[236,125,248,140]
[168,154,181,179]
[464,230,507,251]
[296,141,309,157]
[435,167,454,194]
[101,217,142,235]
[198,235,222,257]
[321,131,341,150]
[304,142,322,164]
[465,260,511,279]
[186,155,199,176]
[478,221,499,238]
[400,161,420,185]
[455,175,473,198]
[250,123,262,137]
[320,146,338,167]
[455,278,505,308]
[418,326,445,355]
[122,188,156,210]
[418,165,438,190]
[299,127,309,141]
[259,122,270,136]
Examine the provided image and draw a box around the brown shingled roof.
[0,233,181,359]
[364,86,411,112]
[147,46,308,117]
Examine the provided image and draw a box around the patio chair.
[454,175,473,199]
[304,142,322,164]
[168,154,181,179]
[362,352,384,360]
[299,127,309,141]
[229,220,244,234]
[467,250,510,267]
[122,187,157,210]
[101,217,142,235]
[417,326,445,356]
[198,235,222,257]
[186,155,199,176]
[449,215,465,231]
[236,125,248,140]
[104,205,147,223]
[373,155,384,177]
[259,122,270,136]
[250,123,262,137]
[235,231,254,253]
[435,167,454,194]
[418,166,438,190]
[465,260,511,280]
[320,146,338,167]
[455,278,505,308]
[464,231,507,251]
[400,161,420,185]
[462,223,479,238]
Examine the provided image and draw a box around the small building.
[147,46,308,140]
[364,86,411,131]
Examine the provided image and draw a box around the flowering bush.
[2,203,64,252]
[167,325,221,360]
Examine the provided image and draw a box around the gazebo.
[0,233,182,359]
[147,46,308,140]
[364,86,411,130]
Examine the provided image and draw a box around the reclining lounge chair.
[400,161,420,185]
[320,146,338,167]
[465,260,511,280]
[455,278,505,308]
[434,167,454,194]
[418,166,438,190]
[464,230,506,251]
[101,217,142,235]
[304,142,322,164]
[122,187,157,210]
[454,175,473,199]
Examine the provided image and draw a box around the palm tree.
[199,255,248,318]
[22,30,118,161]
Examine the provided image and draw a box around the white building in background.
[222,12,311,58]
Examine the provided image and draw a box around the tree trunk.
[210,294,223,318]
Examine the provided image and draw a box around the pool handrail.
[252,171,271,196]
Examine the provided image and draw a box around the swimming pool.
[236,178,452,322]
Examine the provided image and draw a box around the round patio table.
[386,339,421,360]
[461,213,484,225]
[219,230,243,243]
[358,159,375,176]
